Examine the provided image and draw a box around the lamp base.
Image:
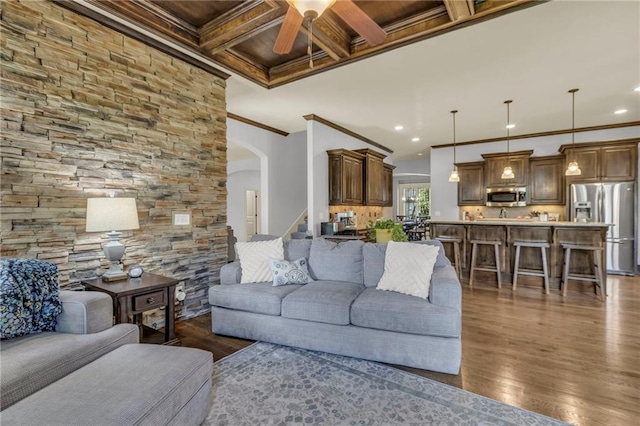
[102,261,128,282]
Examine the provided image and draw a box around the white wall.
[307,120,393,235]
[227,168,260,242]
[431,126,640,220]
[227,118,307,238]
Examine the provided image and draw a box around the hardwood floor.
[175,274,640,426]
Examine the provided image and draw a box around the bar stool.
[512,241,550,294]
[561,243,606,301]
[435,236,462,278]
[469,240,502,288]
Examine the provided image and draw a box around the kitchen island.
[429,219,612,289]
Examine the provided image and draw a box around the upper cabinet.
[457,162,485,206]
[482,150,533,188]
[529,155,565,205]
[355,149,386,206]
[560,140,637,183]
[382,163,395,207]
[327,149,364,206]
[328,148,393,206]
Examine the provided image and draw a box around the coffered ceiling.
[60,0,539,88]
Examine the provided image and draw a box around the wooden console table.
[81,273,180,345]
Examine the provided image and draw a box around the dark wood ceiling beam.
[268,52,336,86]
[199,1,284,52]
[213,51,271,89]
[443,0,475,22]
[91,0,200,47]
[302,13,351,60]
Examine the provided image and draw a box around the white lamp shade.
[448,169,460,182]
[86,198,140,232]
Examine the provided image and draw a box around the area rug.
[204,342,568,425]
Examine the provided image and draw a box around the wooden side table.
[81,273,180,345]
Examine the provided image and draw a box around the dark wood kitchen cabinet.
[457,162,485,206]
[382,163,395,207]
[327,149,364,205]
[356,149,386,206]
[529,155,565,205]
[560,140,637,183]
[482,150,532,188]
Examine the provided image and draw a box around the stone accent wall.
[1,0,228,319]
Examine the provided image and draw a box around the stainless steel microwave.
[486,187,527,207]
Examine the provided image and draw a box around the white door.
[245,189,260,241]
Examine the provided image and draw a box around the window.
[398,184,430,220]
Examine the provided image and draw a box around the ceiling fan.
[273,0,387,57]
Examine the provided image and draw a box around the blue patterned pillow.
[270,258,314,287]
[0,259,62,339]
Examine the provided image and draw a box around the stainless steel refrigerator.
[570,182,637,275]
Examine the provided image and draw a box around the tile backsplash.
[329,206,384,229]
[459,205,567,221]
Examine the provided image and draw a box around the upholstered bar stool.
[512,241,550,294]
[469,240,502,288]
[561,243,606,301]
[435,236,462,279]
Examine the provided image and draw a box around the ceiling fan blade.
[273,7,304,54]
[331,0,386,46]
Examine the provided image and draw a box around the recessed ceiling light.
[634,86,640,92]
[417,152,423,156]
[614,109,628,115]
[394,125,404,131]
[506,124,516,129]
[411,137,420,142]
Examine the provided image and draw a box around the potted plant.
[530,210,541,221]
[367,219,408,243]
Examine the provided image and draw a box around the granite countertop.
[429,219,613,228]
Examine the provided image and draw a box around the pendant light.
[565,88,582,176]
[448,109,460,182]
[501,100,515,180]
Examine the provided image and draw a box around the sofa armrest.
[220,262,242,285]
[429,265,462,312]
[55,291,114,334]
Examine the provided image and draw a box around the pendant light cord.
[504,100,512,161]
[451,110,457,164]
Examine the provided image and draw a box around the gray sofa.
[209,237,462,374]
[1,289,213,425]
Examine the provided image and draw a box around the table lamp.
[86,197,140,282]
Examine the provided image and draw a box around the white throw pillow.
[376,241,439,299]
[236,238,284,283]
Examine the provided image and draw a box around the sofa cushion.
[236,238,284,283]
[0,258,63,339]
[1,344,213,426]
[209,282,303,316]
[308,238,364,284]
[281,281,364,325]
[363,240,449,287]
[0,323,139,409]
[351,287,461,337]
[376,241,439,299]
[285,238,312,261]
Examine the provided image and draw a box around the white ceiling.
[226,0,640,162]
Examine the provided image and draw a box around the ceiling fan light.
[449,169,460,182]
[501,166,514,179]
[290,0,336,18]
[565,161,582,176]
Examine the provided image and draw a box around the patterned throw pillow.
[0,259,62,339]
[270,258,314,287]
